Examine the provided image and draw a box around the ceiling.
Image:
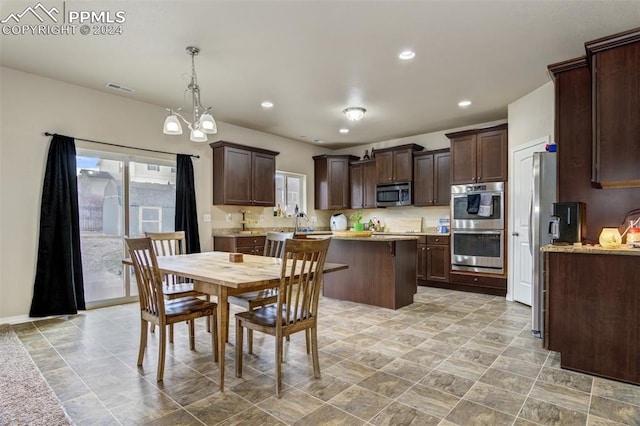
[2,1,639,149]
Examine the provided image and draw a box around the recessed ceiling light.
[398,50,416,60]
[300,135,307,139]
[458,100,472,108]
[313,139,324,143]
[261,101,274,108]
[339,128,349,134]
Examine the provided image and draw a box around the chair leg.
[157,325,167,381]
[305,329,310,354]
[189,319,195,350]
[169,324,174,344]
[235,317,243,378]
[138,319,148,366]
[311,327,320,378]
[226,302,230,343]
[276,332,283,398]
[211,314,218,362]
[150,323,156,333]
[206,295,211,333]
[248,329,253,354]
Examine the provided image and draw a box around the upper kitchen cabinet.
[586,28,640,188]
[375,144,424,184]
[314,154,358,210]
[350,159,377,209]
[413,149,451,206]
[211,141,279,206]
[447,124,508,185]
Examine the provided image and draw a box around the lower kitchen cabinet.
[448,272,506,296]
[212,235,266,255]
[417,235,450,286]
[425,235,449,282]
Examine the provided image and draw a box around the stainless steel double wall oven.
[451,182,505,274]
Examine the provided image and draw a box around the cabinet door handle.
[426,248,430,251]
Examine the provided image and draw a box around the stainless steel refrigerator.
[531,152,557,338]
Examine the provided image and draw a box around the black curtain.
[30,135,85,317]
[175,154,201,254]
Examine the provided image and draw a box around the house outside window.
[275,171,306,216]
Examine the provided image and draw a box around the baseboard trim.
[0,314,61,325]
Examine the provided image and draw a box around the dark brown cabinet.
[545,251,640,384]
[447,124,508,185]
[417,235,450,285]
[448,272,506,296]
[211,141,279,206]
[426,236,450,283]
[586,29,640,188]
[548,36,640,241]
[213,235,266,255]
[413,149,451,206]
[350,160,377,209]
[313,155,358,210]
[375,144,423,184]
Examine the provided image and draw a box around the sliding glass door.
[77,150,175,307]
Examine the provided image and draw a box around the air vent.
[105,82,135,93]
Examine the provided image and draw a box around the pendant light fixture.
[163,46,217,142]
[343,107,366,121]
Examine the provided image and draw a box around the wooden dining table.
[144,251,347,391]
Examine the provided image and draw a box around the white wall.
[507,82,555,148]
[0,67,327,322]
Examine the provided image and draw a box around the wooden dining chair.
[235,237,331,397]
[227,231,294,352]
[145,231,211,338]
[125,237,218,381]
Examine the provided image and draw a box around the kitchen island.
[320,235,418,309]
[542,244,640,385]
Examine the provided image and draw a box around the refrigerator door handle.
[528,190,533,256]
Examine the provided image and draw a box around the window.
[170,167,177,173]
[77,150,175,307]
[275,171,306,216]
[139,206,162,233]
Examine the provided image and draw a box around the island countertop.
[541,244,640,256]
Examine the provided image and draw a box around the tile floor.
[13,286,640,425]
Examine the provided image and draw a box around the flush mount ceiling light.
[163,46,217,142]
[458,100,472,108]
[398,50,416,60]
[343,107,366,121]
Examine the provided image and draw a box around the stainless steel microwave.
[376,182,412,207]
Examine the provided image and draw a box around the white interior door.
[510,138,548,305]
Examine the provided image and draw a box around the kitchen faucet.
[295,212,310,233]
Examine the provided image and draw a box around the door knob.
[512,232,520,236]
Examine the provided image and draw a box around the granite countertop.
[375,231,450,237]
[541,244,640,256]
[321,235,420,242]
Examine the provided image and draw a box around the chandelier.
[163,46,217,142]
[343,107,366,121]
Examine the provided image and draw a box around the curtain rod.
[43,132,200,159]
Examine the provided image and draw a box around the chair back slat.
[277,238,330,329]
[264,232,294,258]
[146,231,186,256]
[145,231,187,285]
[126,237,166,320]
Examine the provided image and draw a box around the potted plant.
[350,210,364,232]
